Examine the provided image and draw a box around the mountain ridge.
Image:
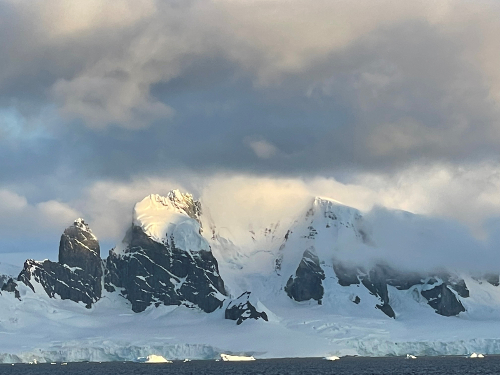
[7,190,497,318]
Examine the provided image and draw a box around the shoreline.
[1,353,499,365]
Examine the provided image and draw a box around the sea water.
[1,356,499,374]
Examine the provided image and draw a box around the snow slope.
[2,278,500,362]
[133,191,208,252]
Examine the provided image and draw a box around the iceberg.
[220,354,256,361]
[137,355,172,363]
[468,353,484,358]
[324,355,340,361]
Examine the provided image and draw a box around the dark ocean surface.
[0,356,499,375]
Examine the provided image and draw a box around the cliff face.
[104,192,226,313]
[105,224,226,313]
[18,219,102,308]
[59,218,102,286]
[285,248,325,304]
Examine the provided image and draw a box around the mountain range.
[1,189,500,362]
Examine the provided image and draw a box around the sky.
[2,0,500,269]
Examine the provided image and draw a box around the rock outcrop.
[1,278,20,299]
[59,218,102,288]
[225,292,269,325]
[328,261,468,318]
[421,282,466,316]
[105,225,226,313]
[359,265,396,318]
[104,192,226,313]
[18,219,102,308]
[485,273,500,287]
[285,248,325,304]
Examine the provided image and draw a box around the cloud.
[0,0,498,138]
[52,76,174,129]
[4,1,500,272]
[0,0,500,181]
[37,0,157,37]
[77,172,500,273]
[0,189,80,239]
[4,164,500,272]
[199,175,311,245]
[7,161,500,243]
[344,207,496,274]
[246,138,278,159]
[65,164,500,242]
[71,177,190,242]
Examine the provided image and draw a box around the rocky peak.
[104,223,226,313]
[136,191,201,223]
[167,190,201,220]
[59,218,101,271]
[18,219,103,308]
[73,218,93,234]
[104,190,224,314]
[132,191,206,249]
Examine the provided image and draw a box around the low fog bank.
[333,206,500,275]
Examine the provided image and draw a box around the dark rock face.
[0,275,9,289]
[285,248,325,303]
[329,262,468,318]
[485,274,500,287]
[1,278,20,299]
[332,261,360,286]
[416,274,467,316]
[225,292,269,325]
[383,268,424,291]
[104,225,226,313]
[17,219,103,308]
[442,276,469,298]
[18,259,101,308]
[376,303,396,318]
[332,262,425,318]
[360,265,395,318]
[421,283,465,316]
[59,219,102,282]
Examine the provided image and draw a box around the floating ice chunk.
[220,354,256,361]
[406,354,417,359]
[468,353,485,358]
[324,356,340,361]
[137,355,173,363]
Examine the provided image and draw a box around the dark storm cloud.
[2,0,500,194]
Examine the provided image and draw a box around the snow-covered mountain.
[1,189,500,362]
[104,191,226,313]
